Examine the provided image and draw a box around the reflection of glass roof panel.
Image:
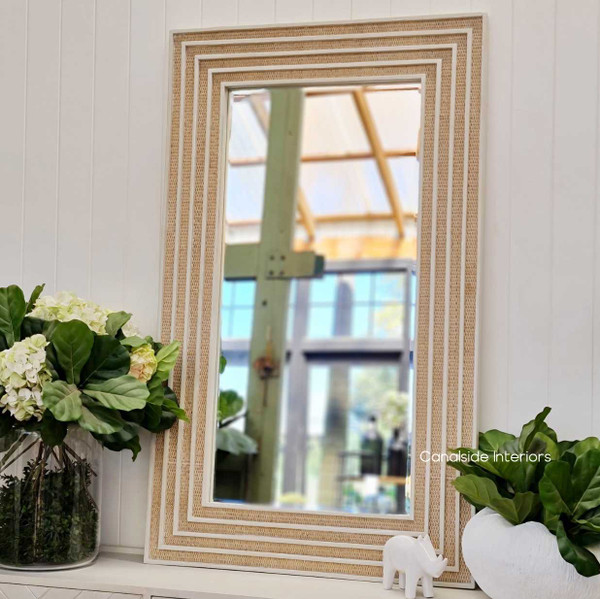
[389,156,421,213]
[300,159,390,216]
[302,95,370,155]
[366,89,421,151]
[225,165,265,221]
[228,96,268,159]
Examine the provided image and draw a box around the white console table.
[0,553,489,599]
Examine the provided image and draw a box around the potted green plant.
[0,285,186,570]
[450,407,600,599]
[213,380,257,502]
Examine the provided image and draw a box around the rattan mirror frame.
[146,14,485,587]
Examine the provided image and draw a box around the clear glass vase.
[0,427,101,570]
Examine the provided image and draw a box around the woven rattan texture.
[148,15,483,586]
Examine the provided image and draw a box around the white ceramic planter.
[462,508,600,599]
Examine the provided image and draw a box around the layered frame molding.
[146,15,485,586]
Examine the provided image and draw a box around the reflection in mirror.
[214,84,422,515]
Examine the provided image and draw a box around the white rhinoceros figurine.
[383,534,448,599]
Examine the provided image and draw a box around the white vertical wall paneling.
[239,0,275,25]
[351,0,391,20]
[165,0,202,31]
[92,0,132,547]
[275,0,313,23]
[429,0,472,14]
[507,0,556,432]
[551,0,598,439]
[0,0,28,287]
[5,0,600,550]
[118,0,168,550]
[593,2,600,438]
[477,0,512,431]
[202,0,238,27]
[21,0,62,296]
[390,0,432,17]
[56,0,95,293]
[313,0,351,21]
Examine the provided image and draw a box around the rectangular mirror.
[214,84,422,515]
[147,16,484,585]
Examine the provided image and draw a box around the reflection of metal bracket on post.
[222,89,323,504]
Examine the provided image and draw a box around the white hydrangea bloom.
[0,334,52,422]
[30,291,137,336]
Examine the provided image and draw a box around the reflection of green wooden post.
[244,89,304,504]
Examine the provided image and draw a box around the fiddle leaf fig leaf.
[453,475,539,525]
[25,283,45,314]
[154,341,180,381]
[105,311,132,337]
[0,285,26,346]
[519,406,554,452]
[556,520,600,577]
[84,375,149,411]
[42,381,83,422]
[78,400,125,435]
[40,411,68,447]
[51,320,94,385]
[572,449,600,518]
[479,430,516,453]
[539,460,572,515]
[80,335,130,384]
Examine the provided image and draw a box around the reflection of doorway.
[219,264,416,513]
[278,266,415,514]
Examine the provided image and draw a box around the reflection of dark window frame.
[220,258,416,502]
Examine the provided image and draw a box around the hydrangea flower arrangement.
[0,283,186,459]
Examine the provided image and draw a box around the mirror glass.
[213,84,422,515]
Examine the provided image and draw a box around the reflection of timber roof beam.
[225,211,419,228]
[228,148,416,167]
[352,89,405,237]
[249,94,315,242]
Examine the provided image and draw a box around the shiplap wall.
[1,0,599,551]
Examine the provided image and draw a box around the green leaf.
[568,437,600,458]
[453,475,539,525]
[45,343,61,379]
[479,430,517,453]
[572,449,600,517]
[0,285,26,346]
[21,316,45,338]
[146,375,166,406]
[80,335,130,384]
[574,505,600,534]
[216,427,258,455]
[556,520,600,577]
[519,406,553,452]
[219,355,227,374]
[51,320,94,384]
[40,411,68,446]
[529,431,561,461]
[78,399,125,434]
[154,341,181,381]
[105,311,132,337]
[84,375,149,411]
[42,381,83,422]
[120,335,147,349]
[0,412,14,439]
[218,390,244,423]
[539,460,572,515]
[25,283,45,313]
[95,423,141,460]
[163,398,188,422]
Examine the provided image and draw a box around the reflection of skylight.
[225,85,422,259]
